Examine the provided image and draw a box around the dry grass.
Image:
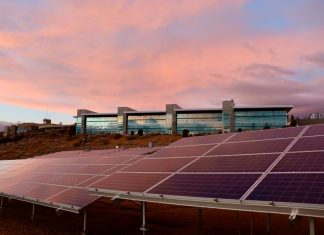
[0,131,181,160]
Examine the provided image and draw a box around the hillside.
[0,131,181,160]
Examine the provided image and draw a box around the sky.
[0,0,323,124]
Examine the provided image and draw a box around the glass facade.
[127,114,167,134]
[76,117,82,134]
[176,112,223,135]
[76,104,290,135]
[85,116,118,134]
[234,110,287,131]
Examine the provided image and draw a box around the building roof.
[234,105,294,112]
[175,108,222,112]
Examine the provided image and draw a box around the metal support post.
[0,197,3,217]
[309,217,315,235]
[236,211,241,235]
[250,212,253,235]
[198,208,202,232]
[31,203,35,221]
[81,210,87,235]
[267,213,271,235]
[140,202,147,234]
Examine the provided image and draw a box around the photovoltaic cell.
[74,165,116,174]
[101,165,126,175]
[76,175,106,187]
[121,157,195,172]
[0,182,40,196]
[50,174,93,186]
[48,188,100,208]
[149,174,260,199]
[94,155,137,164]
[302,124,324,137]
[24,184,68,200]
[206,139,293,156]
[149,144,216,158]
[36,164,84,174]
[247,173,324,204]
[182,154,279,172]
[290,136,324,152]
[169,134,233,147]
[229,127,304,142]
[272,152,324,172]
[27,173,64,184]
[91,173,169,192]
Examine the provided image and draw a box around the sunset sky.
[0,0,323,124]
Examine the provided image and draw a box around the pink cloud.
[0,0,323,119]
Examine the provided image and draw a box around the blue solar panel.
[290,136,324,152]
[272,152,324,172]
[148,174,260,199]
[182,154,279,172]
[302,124,324,137]
[229,127,304,142]
[247,173,324,204]
[206,139,293,155]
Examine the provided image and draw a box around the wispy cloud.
[0,0,323,120]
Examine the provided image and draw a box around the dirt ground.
[0,197,322,235]
[0,132,181,160]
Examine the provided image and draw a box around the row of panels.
[150,136,324,158]
[168,124,324,147]
[0,148,157,211]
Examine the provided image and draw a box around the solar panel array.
[0,147,160,212]
[1,124,324,215]
[89,124,324,211]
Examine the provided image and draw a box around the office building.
[75,100,293,135]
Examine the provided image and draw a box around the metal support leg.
[250,212,253,235]
[0,197,3,217]
[267,214,271,235]
[309,217,315,235]
[140,202,147,234]
[81,210,87,235]
[236,211,241,235]
[198,208,202,232]
[31,203,35,221]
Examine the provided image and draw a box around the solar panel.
[302,124,324,137]
[149,144,216,158]
[247,173,324,204]
[169,133,233,147]
[0,182,40,196]
[24,184,68,200]
[76,175,106,187]
[148,174,260,199]
[90,173,169,192]
[182,154,279,172]
[74,165,116,174]
[36,164,84,174]
[94,154,138,164]
[47,188,100,208]
[289,136,324,152]
[272,151,324,172]
[206,138,293,156]
[50,174,93,186]
[229,127,304,142]
[121,157,195,172]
